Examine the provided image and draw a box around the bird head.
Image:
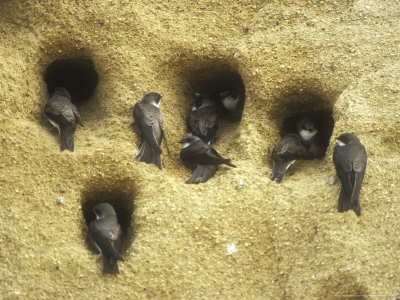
[297,118,318,141]
[335,133,359,146]
[93,203,117,220]
[143,92,162,108]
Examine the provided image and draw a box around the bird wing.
[351,145,367,204]
[133,102,161,154]
[333,146,354,196]
[89,222,123,261]
[71,105,83,126]
[273,136,307,160]
[44,101,77,128]
[159,116,170,155]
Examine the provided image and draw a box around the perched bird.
[271,133,309,182]
[44,87,82,151]
[187,93,218,143]
[219,90,243,120]
[133,92,169,169]
[297,118,323,158]
[88,203,124,274]
[333,133,367,216]
[179,135,236,183]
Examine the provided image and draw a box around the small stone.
[99,19,104,25]
[57,196,64,204]
[331,64,337,71]
[226,243,236,255]
[238,179,244,189]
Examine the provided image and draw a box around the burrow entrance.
[271,92,334,158]
[44,58,99,105]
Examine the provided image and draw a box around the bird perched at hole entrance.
[333,133,367,216]
[133,92,169,169]
[271,133,309,183]
[44,87,83,151]
[219,90,243,120]
[179,135,236,184]
[296,117,323,158]
[88,203,124,274]
[187,93,218,143]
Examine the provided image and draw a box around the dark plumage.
[88,203,124,274]
[133,92,169,169]
[271,133,308,182]
[187,94,218,143]
[179,135,236,183]
[44,87,82,151]
[179,135,236,168]
[333,133,367,216]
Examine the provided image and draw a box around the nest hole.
[44,58,99,105]
[186,67,246,122]
[274,93,334,158]
[81,190,134,254]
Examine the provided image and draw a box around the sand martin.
[179,135,236,182]
[333,133,367,216]
[44,87,82,151]
[88,203,124,274]
[133,92,169,169]
[271,133,308,182]
[187,93,218,143]
[219,90,243,120]
[297,118,323,158]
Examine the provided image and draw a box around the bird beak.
[178,138,185,144]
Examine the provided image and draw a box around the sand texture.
[1,0,400,299]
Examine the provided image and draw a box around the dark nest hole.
[274,93,334,158]
[81,190,135,254]
[44,58,99,105]
[186,67,246,122]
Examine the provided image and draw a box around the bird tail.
[270,159,295,183]
[59,127,75,152]
[136,140,162,169]
[101,254,120,274]
[185,164,218,184]
[338,188,361,216]
[223,159,237,168]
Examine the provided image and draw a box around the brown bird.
[88,203,124,274]
[333,133,367,216]
[44,87,82,151]
[133,92,169,169]
[187,93,218,143]
[271,133,308,182]
[179,135,236,183]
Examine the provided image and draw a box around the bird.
[271,133,309,182]
[333,133,367,216]
[179,135,236,183]
[187,93,218,143]
[133,92,169,169]
[44,87,82,151]
[219,90,243,120]
[296,118,323,158]
[88,203,124,274]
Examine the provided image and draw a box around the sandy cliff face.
[1,1,400,299]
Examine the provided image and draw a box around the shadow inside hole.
[44,58,99,105]
[81,191,134,255]
[186,68,246,122]
[274,93,334,158]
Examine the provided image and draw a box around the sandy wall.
[1,0,400,299]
